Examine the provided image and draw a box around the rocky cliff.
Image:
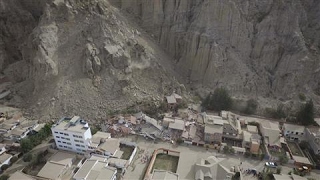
[113,0,320,101]
[0,0,183,120]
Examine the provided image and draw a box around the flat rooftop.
[9,171,35,180]
[98,138,120,154]
[37,161,66,179]
[204,124,223,134]
[74,159,117,180]
[49,151,76,166]
[168,119,185,131]
[53,116,89,133]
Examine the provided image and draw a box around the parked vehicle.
[265,162,278,168]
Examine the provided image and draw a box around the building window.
[64,133,69,136]
[76,148,82,151]
[82,150,86,152]
[291,131,294,134]
[75,140,79,142]
[68,147,72,149]
[67,142,71,145]
[81,145,85,148]
[76,144,80,147]
[56,136,60,138]
[64,146,68,148]
[66,138,70,141]
[63,142,66,144]
[54,131,58,134]
[296,132,299,135]
[80,140,84,143]
[301,133,304,135]
[60,132,63,134]
[78,136,83,138]
[59,145,62,147]
[61,137,65,139]
[58,141,61,143]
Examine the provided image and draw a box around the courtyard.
[119,144,135,160]
[287,141,304,157]
[151,153,179,173]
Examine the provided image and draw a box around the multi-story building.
[51,116,92,154]
[283,123,306,141]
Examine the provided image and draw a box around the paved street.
[121,135,320,180]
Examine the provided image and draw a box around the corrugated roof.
[292,155,312,165]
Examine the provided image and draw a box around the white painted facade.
[52,116,92,154]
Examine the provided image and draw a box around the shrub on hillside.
[202,88,233,111]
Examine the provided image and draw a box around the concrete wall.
[52,127,91,154]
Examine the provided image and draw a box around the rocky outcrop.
[113,0,320,100]
[0,0,182,120]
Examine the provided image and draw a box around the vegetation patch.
[202,87,233,111]
[20,123,52,153]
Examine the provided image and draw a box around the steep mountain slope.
[112,0,320,101]
[0,0,183,120]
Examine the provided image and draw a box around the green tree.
[176,138,184,145]
[276,167,282,174]
[9,156,18,164]
[229,147,235,154]
[202,88,233,111]
[23,153,33,162]
[279,155,289,165]
[223,146,230,154]
[244,99,258,115]
[1,164,9,171]
[297,100,315,125]
[0,175,9,180]
[20,139,33,153]
[265,104,286,119]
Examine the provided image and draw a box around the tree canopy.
[202,88,233,111]
[243,99,258,115]
[20,123,52,153]
[297,99,315,126]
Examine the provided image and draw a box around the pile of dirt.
[0,0,185,121]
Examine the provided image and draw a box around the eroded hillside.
[0,0,184,121]
[112,0,320,102]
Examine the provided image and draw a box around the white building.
[73,159,117,180]
[283,123,306,141]
[51,116,92,154]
